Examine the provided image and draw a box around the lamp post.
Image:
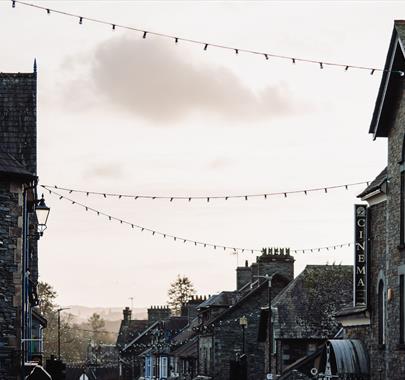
[239,316,248,354]
[57,308,70,360]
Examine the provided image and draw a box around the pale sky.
[1,1,401,308]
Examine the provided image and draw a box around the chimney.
[181,296,203,320]
[123,307,131,326]
[147,305,170,324]
[0,70,37,175]
[256,247,295,282]
[236,260,252,290]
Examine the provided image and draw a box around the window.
[145,356,151,379]
[378,279,385,345]
[160,356,168,379]
[401,275,405,344]
[401,137,405,245]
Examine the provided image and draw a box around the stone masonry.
[0,69,38,379]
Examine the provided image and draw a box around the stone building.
[116,307,149,380]
[118,308,187,380]
[0,67,47,379]
[196,249,294,380]
[334,20,405,380]
[257,265,353,378]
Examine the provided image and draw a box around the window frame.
[400,275,405,344]
[400,137,405,245]
[378,279,386,346]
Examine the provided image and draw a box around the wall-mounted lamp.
[35,194,50,237]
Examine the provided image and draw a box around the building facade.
[195,249,294,380]
[0,67,46,379]
[336,20,405,380]
[258,265,353,378]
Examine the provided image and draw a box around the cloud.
[63,35,302,123]
[83,163,124,180]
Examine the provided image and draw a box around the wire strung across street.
[41,181,369,202]
[10,0,405,76]
[44,187,352,255]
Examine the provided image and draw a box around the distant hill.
[63,306,147,326]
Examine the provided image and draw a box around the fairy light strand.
[44,187,352,255]
[40,181,369,202]
[11,0,404,76]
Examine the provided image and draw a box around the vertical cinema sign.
[354,204,368,306]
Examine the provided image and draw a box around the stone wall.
[343,197,391,379]
[0,70,38,380]
[236,261,251,290]
[0,180,24,380]
[256,253,294,282]
[209,278,287,380]
[385,78,405,379]
[211,285,267,380]
[147,306,170,324]
[345,69,405,379]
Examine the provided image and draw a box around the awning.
[278,339,369,380]
[328,339,369,376]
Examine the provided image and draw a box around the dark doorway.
[230,355,247,380]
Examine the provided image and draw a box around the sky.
[1,0,402,308]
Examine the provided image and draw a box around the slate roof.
[197,291,239,309]
[161,316,188,332]
[357,168,387,198]
[172,317,199,344]
[0,147,35,179]
[171,337,198,358]
[207,277,286,326]
[370,21,405,138]
[122,317,188,353]
[116,319,149,349]
[268,265,353,340]
[121,321,159,352]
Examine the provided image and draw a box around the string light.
[45,187,352,255]
[41,180,370,203]
[10,0,405,76]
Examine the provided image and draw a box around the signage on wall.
[354,204,368,306]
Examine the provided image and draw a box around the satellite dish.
[310,368,318,376]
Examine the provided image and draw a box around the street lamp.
[57,308,70,360]
[35,194,50,236]
[239,316,248,354]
